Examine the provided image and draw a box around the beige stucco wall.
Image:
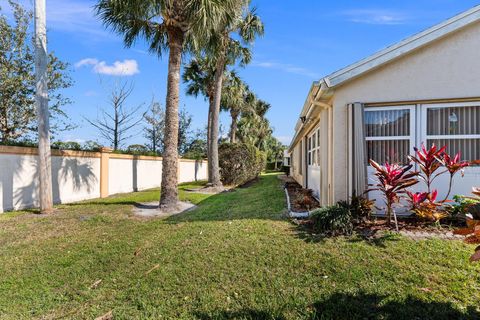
[290,140,303,185]
[331,20,480,202]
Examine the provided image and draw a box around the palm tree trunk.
[207,95,214,183]
[229,110,238,143]
[34,0,53,213]
[209,53,226,187]
[160,28,184,209]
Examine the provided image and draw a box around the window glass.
[365,109,410,137]
[427,106,480,135]
[426,105,480,162]
[365,108,413,164]
[367,140,410,164]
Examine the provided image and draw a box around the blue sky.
[4,0,480,146]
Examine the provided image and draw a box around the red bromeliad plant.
[436,151,470,200]
[369,160,419,231]
[406,189,447,221]
[408,144,446,193]
[409,143,469,199]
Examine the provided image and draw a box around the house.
[283,150,291,167]
[288,5,480,207]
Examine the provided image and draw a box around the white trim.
[364,105,417,162]
[420,102,480,149]
[366,136,412,141]
[426,135,480,140]
[421,101,480,108]
[324,5,480,87]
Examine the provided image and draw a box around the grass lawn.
[1,173,480,319]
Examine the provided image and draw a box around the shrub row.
[219,142,266,186]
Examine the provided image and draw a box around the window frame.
[307,127,321,168]
[421,102,480,155]
[364,105,416,164]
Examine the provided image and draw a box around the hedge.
[219,143,266,186]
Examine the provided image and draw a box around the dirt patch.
[284,181,320,212]
[132,201,196,218]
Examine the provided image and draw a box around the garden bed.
[296,214,466,241]
[284,181,320,217]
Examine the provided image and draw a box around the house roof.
[323,4,480,88]
[288,5,480,152]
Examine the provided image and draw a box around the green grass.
[1,173,480,319]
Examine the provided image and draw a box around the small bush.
[219,143,266,186]
[449,195,480,219]
[337,194,374,222]
[51,141,82,150]
[309,205,353,236]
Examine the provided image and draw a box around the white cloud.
[252,61,320,79]
[5,0,110,39]
[342,9,409,25]
[75,58,140,76]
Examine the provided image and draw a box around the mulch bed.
[294,215,467,241]
[284,181,321,212]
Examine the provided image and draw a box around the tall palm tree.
[183,50,250,183]
[34,0,53,213]
[220,71,253,143]
[95,0,238,210]
[207,5,264,187]
[237,97,272,150]
[182,56,216,182]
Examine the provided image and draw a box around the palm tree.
[95,0,238,210]
[237,98,272,150]
[182,56,216,182]
[220,71,253,143]
[34,0,53,213]
[207,5,264,188]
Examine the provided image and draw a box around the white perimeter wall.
[108,158,163,194]
[0,149,208,213]
[0,153,101,212]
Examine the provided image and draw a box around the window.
[423,104,480,162]
[365,106,415,164]
[298,140,303,174]
[308,128,321,167]
[365,103,480,166]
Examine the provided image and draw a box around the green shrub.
[337,194,374,222]
[51,141,82,150]
[219,143,266,186]
[309,205,353,236]
[449,195,480,218]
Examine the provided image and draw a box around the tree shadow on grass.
[194,309,286,320]
[347,231,400,248]
[291,223,400,248]
[59,174,287,222]
[165,174,287,223]
[193,292,480,320]
[309,291,480,320]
